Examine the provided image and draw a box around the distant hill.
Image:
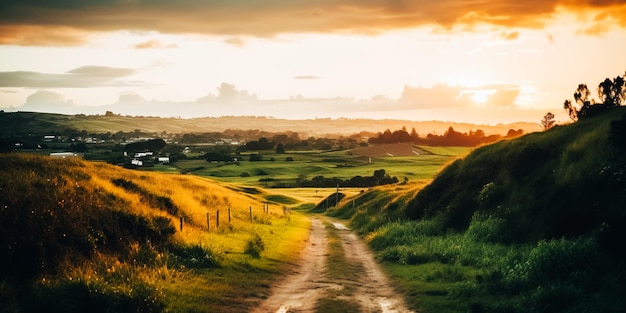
[0,111,542,137]
[406,106,626,245]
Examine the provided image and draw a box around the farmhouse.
[50,152,82,158]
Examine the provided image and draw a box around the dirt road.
[251,217,414,313]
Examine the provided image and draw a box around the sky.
[1,1,626,125]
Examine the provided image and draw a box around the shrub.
[465,212,507,243]
[244,233,265,258]
[168,244,218,269]
[369,220,442,250]
[249,154,263,161]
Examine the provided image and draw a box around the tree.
[564,72,626,121]
[410,127,419,141]
[564,99,577,121]
[275,143,285,154]
[541,112,556,130]
[564,83,594,121]
[598,74,625,107]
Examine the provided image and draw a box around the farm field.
[173,146,471,188]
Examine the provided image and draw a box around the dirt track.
[251,217,414,313]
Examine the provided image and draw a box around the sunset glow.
[1,1,626,124]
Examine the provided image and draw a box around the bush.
[249,154,263,161]
[369,220,442,250]
[465,212,507,243]
[168,244,218,269]
[244,233,265,258]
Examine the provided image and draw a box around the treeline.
[563,71,625,121]
[368,126,523,147]
[297,169,399,188]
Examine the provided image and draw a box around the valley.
[1,108,626,312]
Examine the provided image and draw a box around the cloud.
[20,90,75,112]
[486,88,521,107]
[134,39,178,49]
[1,1,625,45]
[196,82,258,104]
[398,82,522,109]
[223,37,246,47]
[499,31,520,40]
[399,83,473,109]
[0,66,138,88]
[9,82,539,124]
[0,25,88,46]
[118,92,148,103]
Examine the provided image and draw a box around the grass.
[314,222,361,313]
[0,153,311,312]
[174,149,463,187]
[322,108,626,313]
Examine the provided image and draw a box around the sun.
[470,90,492,104]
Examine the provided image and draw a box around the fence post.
[179,217,183,231]
[228,207,231,223]
[250,206,253,221]
[207,213,210,231]
[216,210,220,229]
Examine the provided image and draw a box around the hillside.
[406,106,626,244]
[0,111,541,136]
[0,154,309,312]
[326,107,626,312]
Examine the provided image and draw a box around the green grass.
[385,263,471,313]
[324,108,626,313]
[174,150,462,187]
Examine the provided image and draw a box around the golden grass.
[1,154,312,311]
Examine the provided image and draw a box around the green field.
[173,148,468,187]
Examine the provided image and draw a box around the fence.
[178,203,291,232]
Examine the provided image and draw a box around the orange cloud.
[134,40,177,49]
[499,30,520,40]
[1,1,625,45]
[0,66,137,88]
[0,25,88,46]
[486,88,521,108]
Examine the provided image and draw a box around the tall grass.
[0,153,310,312]
[327,109,626,313]
[364,216,625,313]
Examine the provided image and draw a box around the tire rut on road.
[251,217,414,313]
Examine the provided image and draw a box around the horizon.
[1,1,626,125]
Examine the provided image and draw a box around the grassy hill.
[0,111,540,136]
[406,106,626,243]
[0,154,309,312]
[326,107,626,313]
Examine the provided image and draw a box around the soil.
[251,217,415,313]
